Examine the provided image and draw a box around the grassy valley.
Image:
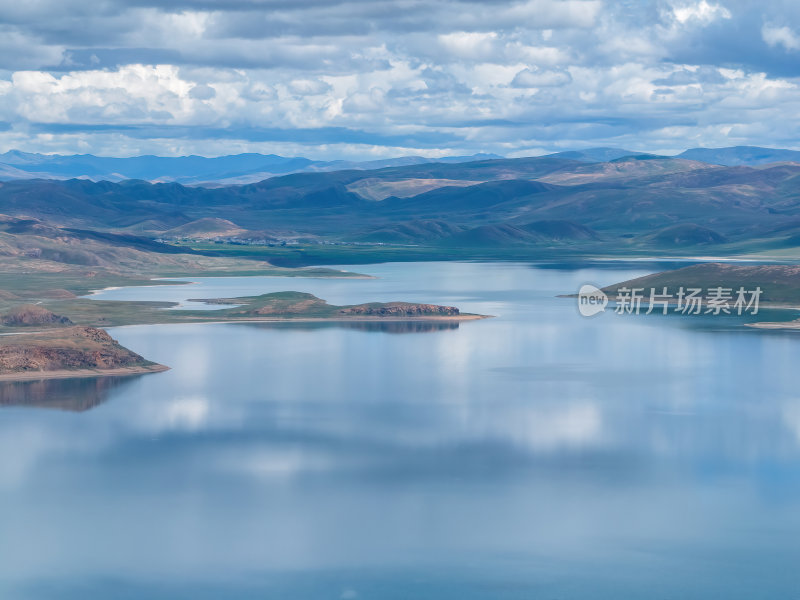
[2,148,800,379]
[3,152,800,266]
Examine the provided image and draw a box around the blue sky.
[1,0,799,158]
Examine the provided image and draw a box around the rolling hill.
[0,150,502,185]
[677,146,800,166]
[1,152,800,260]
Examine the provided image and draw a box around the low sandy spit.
[0,364,170,382]
[172,314,491,325]
[746,321,800,330]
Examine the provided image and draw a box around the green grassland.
[3,153,800,329]
[0,291,474,330]
[602,263,800,305]
[5,156,800,262]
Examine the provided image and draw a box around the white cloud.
[672,1,731,25]
[510,44,571,66]
[7,65,196,124]
[287,78,332,95]
[762,24,800,52]
[498,0,602,29]
[0,0,798,157]
[438,31,500,61]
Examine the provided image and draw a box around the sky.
[1,0,800,159]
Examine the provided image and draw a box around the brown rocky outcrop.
[1,304,73,327]
[0,326,151,373]
[338,302,460,317]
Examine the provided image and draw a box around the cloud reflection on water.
[4,262,800,598]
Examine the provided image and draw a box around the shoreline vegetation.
[9,255,800,382]
[4,150,800,381]
[597,262,800,328]
[2,229,799,383]
[0,258,487,382]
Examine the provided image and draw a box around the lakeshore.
[0,363,170,382]
[0,275,488,381]
[6,260,800,599]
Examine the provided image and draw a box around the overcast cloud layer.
[1,0,799,158]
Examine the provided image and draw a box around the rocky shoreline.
[0,296,485,382]
[0,324,168,382]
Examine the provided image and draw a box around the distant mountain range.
[543,146,800,166]
[3,143,800,274]
[675,146,800,166]
[1,146,798,185]
[543,147,648,162]
[2,152,800,264]
[0,150,503,185]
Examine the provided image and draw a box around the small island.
[0,322,169,382]
[0,215,489,382]
[596,262,800,329]
[187,291,481,321]
[601,263,800,308]
[0,295,486,382]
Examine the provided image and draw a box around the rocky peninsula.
[0,294,485,382]
[0,321,168,381]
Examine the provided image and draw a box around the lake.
[2,261,800,599]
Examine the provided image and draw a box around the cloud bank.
[0,0,799,158]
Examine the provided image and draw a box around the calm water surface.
[2,261,800,599]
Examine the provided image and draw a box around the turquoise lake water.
[2,261,800,599]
